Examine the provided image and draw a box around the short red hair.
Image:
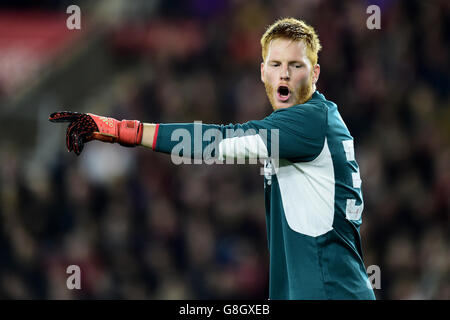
[261,18,322,66]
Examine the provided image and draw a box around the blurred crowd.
[0,0,449,299]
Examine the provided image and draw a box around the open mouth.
[277,85,291,102]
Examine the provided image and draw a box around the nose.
[280,64,290,80]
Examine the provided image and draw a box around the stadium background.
[0,0,448,299]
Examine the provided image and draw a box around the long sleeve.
[153,102,327,163]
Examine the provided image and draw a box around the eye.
[294,64,303,68]
[270,62,280,67]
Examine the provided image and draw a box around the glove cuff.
[118,120,143,146]
[88,113,143,146]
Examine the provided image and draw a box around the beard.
[264,71,315,110]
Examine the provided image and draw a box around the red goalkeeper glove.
[49,111,143,155]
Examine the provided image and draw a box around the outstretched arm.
[50,105,326,162]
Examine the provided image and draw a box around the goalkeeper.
[50,18,375,300]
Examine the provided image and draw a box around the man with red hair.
[50,18,375,300]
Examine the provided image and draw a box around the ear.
[261,62,265,83]
[312,64,320,84]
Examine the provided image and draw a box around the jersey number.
[342,140,363,220]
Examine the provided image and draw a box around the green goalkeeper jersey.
[154,91,375,300]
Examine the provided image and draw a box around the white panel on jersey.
[218,134,268,160]
[276,138,335,237]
